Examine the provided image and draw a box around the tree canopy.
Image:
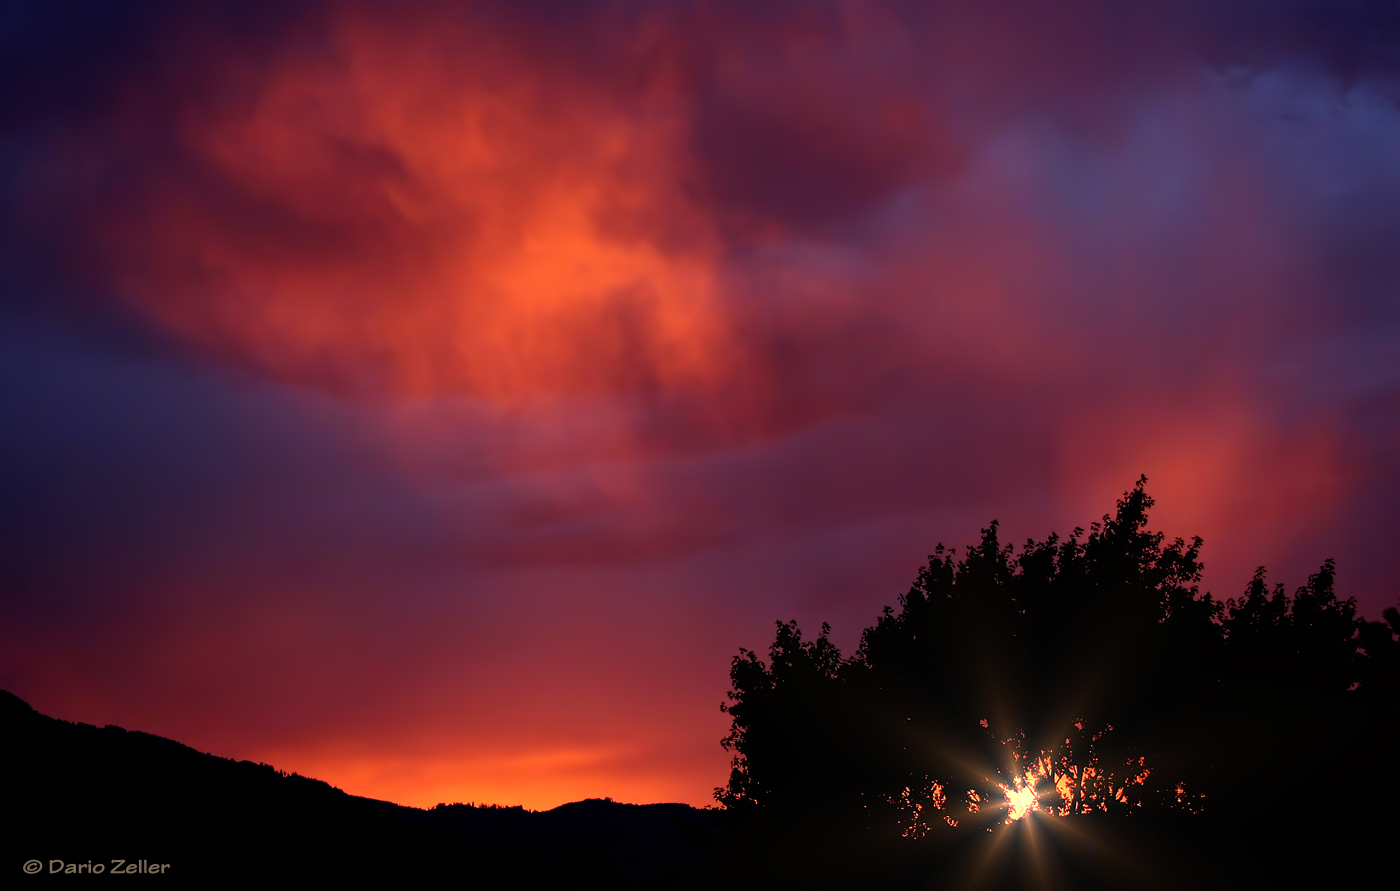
[715,478,1400,889]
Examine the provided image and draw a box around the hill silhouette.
[2,691,720,885]
[7,480,1397,888]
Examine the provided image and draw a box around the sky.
[2,0,1398,810]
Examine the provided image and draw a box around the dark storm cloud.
[1198,0,1400,83]
[4,1,1399,329]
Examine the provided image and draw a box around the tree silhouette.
[715,478,1400,889]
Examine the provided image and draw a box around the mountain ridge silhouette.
[2,690,720,885]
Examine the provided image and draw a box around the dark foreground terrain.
[6,687,1396,889]
[2,691,721,885]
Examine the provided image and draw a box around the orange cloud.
[90,7,733,404]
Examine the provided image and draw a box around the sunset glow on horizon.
[3,1,1398,811]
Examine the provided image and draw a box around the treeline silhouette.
[714,479,1400,889]
[6,478,1396,887]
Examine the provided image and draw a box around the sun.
[1003,779,1039,821]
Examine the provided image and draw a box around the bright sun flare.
[1004,781,1039,821]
